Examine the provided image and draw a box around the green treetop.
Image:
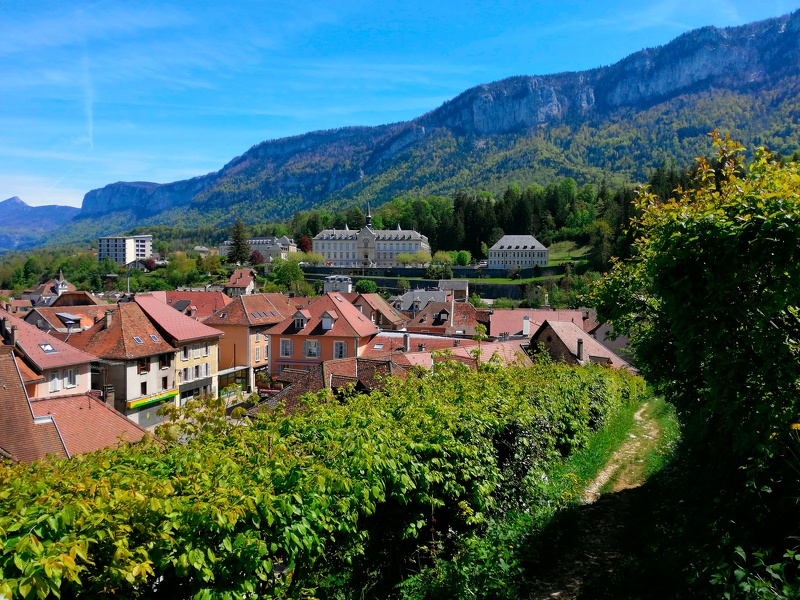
[228,218,250,264]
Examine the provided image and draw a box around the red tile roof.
[1,309,97,371]
[165,290,232,320]
[24,304,114,332]
[14,356,44,383]
[226,268,256,288]
[251,356,411,415]
[0,347,68,462]
[31,394,148,455]
[405,301,482,335]
[533,320,630,369]
[205,294,289,327]
[49,291,105,307]
[267,293,379,339]
[134,294,223,343]
[261,293,314,311]
[64,302,176,360]
[351,293,408,328]
[486,308,586,337]
[361,332,481,357]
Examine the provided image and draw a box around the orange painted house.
[266,293,380,375]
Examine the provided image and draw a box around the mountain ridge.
[0,197,80,252]
[24,9,800,246]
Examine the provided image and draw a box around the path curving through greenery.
[526,400,675,599]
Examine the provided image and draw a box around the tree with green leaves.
[0,357,643,599]
[268,257,304,291]
[354,279,378,294]
[592,135,800,593]
[227,218,250,264]
[432,250,453,265]
[594,135,800,462]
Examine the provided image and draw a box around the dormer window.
[294,317,306,329]
[321,310,338,331]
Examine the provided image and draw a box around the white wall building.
[487,235,548,269]
[98,235,153,266]
[312,214,430,268]
[323,275,353,293]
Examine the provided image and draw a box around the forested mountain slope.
[46,10,800,245]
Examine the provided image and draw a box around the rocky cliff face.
[77,10,800,219]
[80,172,220,216]
[422,11,800,134]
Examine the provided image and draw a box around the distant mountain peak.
[1,196,27,207]
[28,9,800,250]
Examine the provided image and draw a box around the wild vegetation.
[591,134,800,597]
[0,358,644,599]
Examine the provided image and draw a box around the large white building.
[312,214,430,268]
[487,235,548,269]
[98,235,153,266]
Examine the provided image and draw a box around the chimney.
[9,325,18,346]
[104,310,113,330]
[403,333,410,352]
[577,338,584,362]
[522,315,531,337]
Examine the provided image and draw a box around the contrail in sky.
[82,50,94,150]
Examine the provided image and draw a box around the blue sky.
[2,0,799,207]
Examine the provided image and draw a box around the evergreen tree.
[228,218,250,264]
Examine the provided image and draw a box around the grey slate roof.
[489,235,547,250]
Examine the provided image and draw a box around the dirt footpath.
[527,402,661,600]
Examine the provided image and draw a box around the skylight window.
[133,336,144,344]
[220,312,227,318]
[374,343,384,349]
[38,343,56,353]
[150,334,159,342]
[252,312,259,318]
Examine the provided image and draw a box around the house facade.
[1,310,95,400]
[205,294,289,395]
[266,293,379,375]
[133,295,223,403]
[343,292,408,330]
[531,320,630,369]
[218,236,296,260]
[62,303,179,429]
[225,268,257,296]
[487,235,548,269]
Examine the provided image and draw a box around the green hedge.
[0,359,644,599]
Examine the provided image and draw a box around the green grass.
[546,395,680,501]
[550,399,643,499]
[548,240,591,265]
[639,397,681,479]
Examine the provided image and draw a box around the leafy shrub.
[0,360,644,599]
